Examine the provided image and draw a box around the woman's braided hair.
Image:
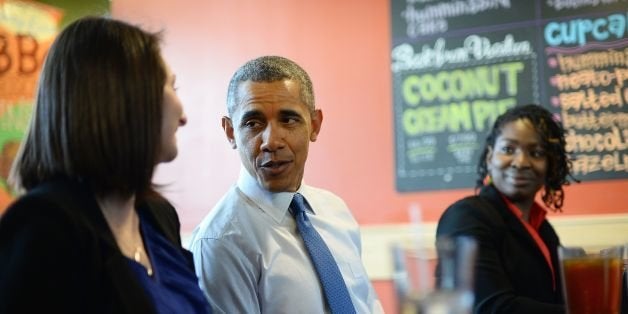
[476,104,578,211]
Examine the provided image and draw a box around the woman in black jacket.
[437,104,577,314]
[0,17,210,313]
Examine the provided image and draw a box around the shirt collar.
[499,193,548,230]
[236,167,311,224]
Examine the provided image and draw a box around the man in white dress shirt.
[189,56,383,313]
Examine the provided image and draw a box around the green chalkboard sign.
[391,0,628,192]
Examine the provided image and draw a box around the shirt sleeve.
[189,236,261,314]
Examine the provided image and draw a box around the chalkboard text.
[544,13,626,46]
[392,34,531,72]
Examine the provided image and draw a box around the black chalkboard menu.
[392,0,628,192]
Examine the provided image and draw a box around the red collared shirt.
[500,194,556,290]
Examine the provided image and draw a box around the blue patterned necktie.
[290,193,356,314]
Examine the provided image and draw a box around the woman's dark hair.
[476,104,578,211]
[11,16,166,199]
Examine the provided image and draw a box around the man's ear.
[222,116,237,149]
[310,109,323,142]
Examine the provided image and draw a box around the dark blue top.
[127,213,211,314]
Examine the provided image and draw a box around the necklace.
[132,246,153,276]
[96,196,152,276]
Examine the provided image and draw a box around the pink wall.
[112,1,628,312]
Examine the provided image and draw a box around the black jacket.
[436,184,565,314]
[0,178,192,314]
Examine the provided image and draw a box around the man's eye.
[243,120,261,128]
[279,114,301,124]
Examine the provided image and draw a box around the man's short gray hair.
[226,56,315,116]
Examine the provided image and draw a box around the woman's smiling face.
[487,118,548,204]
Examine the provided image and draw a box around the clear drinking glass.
[391,236,477,314]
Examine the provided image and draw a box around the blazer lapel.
[480,186,553,268]
[137,191,194,269]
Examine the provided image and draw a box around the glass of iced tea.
[559,246,622,314]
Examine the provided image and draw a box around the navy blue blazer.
[0,177,193,314]
[436,184,565,314]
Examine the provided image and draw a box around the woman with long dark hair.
[0,17,210,313]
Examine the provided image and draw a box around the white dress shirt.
[189,168,383,314]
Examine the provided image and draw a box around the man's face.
[223,80,322,192]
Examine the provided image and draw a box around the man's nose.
[260,122,285,152]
